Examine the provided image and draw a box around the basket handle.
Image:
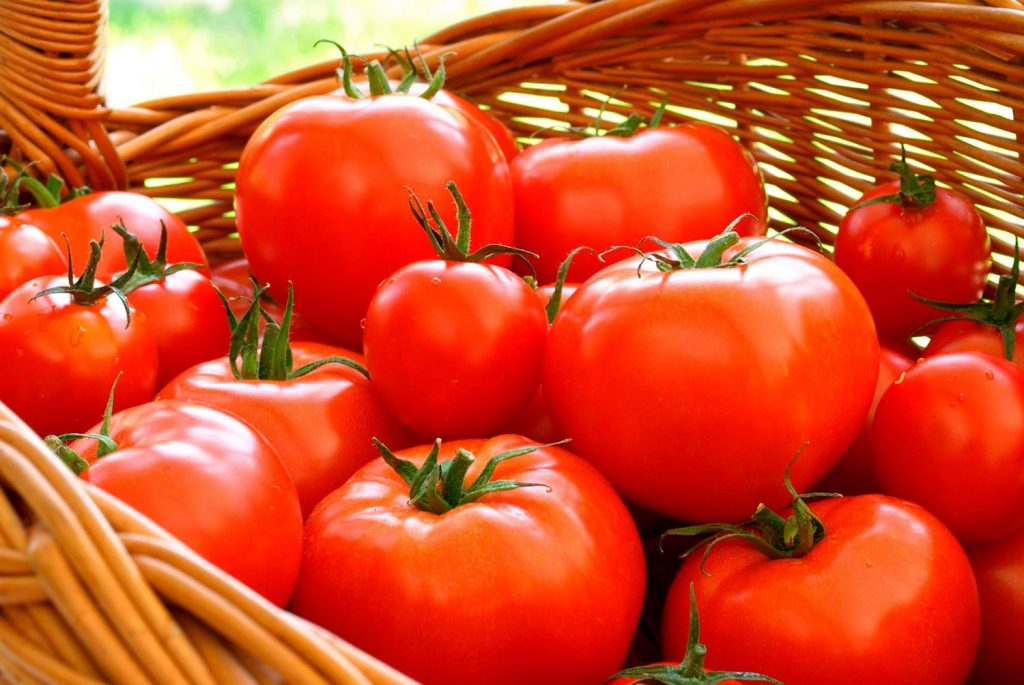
[0,1,125,191]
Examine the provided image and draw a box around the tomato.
[815,343,914,495]
[871,352,1024,544]
[236,69,514,350]
[0,217,65,300]
[924,318,1023,366]
[18,191,208,280]
[0,275,157,437]
[833,151,990,339]
[290,435,646,685]
[126,269,227,387]
[72,400,303,606]
[363,183,547,439]
[543,232,878,522]
[510,123,767,284]
[110,225,229,388]
[968,526,1024,683]
[662,494,979,685]
[158,341,410,517]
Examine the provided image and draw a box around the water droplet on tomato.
[892,245,906,262]
[69,326,86,347]
[359,318,366,330]
[430,277,442,286]
[985,371,995,380]
[957,392,965,402]
[893,371,907,385]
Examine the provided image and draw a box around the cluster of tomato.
[0,48,1021,684]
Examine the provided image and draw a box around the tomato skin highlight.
[75,400,303,606]
[289,435,646,685]
[968,525,1024,683]
[364,260,548,440]
[834,181,990,339]
[0,276,158,437]
[158,342,410,518]
[871,351,1024,544]
[662,495,979,685]
[543,239,878,522]
[510,124,767,284]
[235,94,514,350]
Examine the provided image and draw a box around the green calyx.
[663,447,839,566]
[111,220,203,295]
[0,157,90,214]
[609,584,782,685]
[44,374,122,475]
[30,232,140,326]
[569,93,668,139]
[629,217,813,274]
[315,40,450,100]
[220,280,368,382]
[373,438,556,515]
[912,237,1023,361]
[852,143,936,211]
[408,181,537,267]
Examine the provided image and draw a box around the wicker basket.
[1,0,1023,682]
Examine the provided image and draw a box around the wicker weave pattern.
[1,1,1024,683]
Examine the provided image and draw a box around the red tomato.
[73,400,303,606]
[128,269,229,387]
[871,352,1024,544]
[364,259,547,439]
[0,276,157,437]
[290,435,646,685]
[0,218,65,300]
[833,164,990,339]
[544,236,878,522]
[815,343,914,495]
[157,342,410,517]
[235,93,513,350]
[923,318,1024,366]
[968,526,1024,683]
[511,124,767,284]
[662,495,979,684]
[18,191,208,280]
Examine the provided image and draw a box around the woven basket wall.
[1,0,1023,683]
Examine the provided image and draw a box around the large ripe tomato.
[158,341,410,517]
[870,351,1024,544]
[968,525,1024,683]
[543,233,878,522]
[289,435,646,685]
[235,78,513,350]
[815,342,914,495]
[18,191,207,280]
[0,275,157,437]
[662,494,979,684]
[833,151,990,339]
[511,123,767,284]
[0,217,65,300]
[71,400,303,606]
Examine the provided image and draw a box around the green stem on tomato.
[374,437,561,514]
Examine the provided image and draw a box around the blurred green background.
[106,0,548,106]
